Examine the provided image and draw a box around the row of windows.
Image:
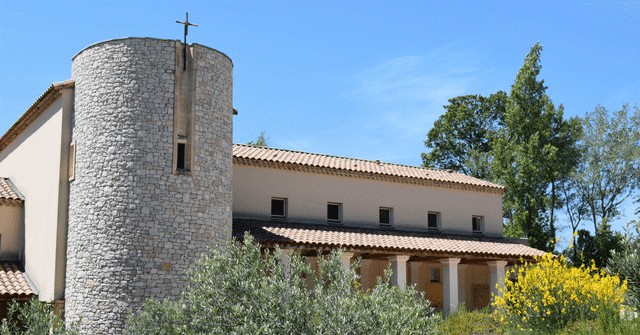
[271,197,485,233]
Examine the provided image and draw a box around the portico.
[234,219,543,315]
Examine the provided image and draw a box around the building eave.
[0,80,75,153]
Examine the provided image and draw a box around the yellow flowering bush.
[492,253,627,333]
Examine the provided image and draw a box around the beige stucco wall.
[0,89,73,301]
[0,205,24,260]
[233,165,503,236]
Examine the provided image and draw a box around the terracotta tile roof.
[233,144,504,193]
[233,219,545,260]
[0,178,23,206]
[0,262,35,298]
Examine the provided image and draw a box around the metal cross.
[176,12,198,45]
[176,12,198,70]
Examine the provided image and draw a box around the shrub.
[127,234,440,335]
[492,253,627,334]
[437,306,503,335]
[607,219,640,309]
[0,297,78,335]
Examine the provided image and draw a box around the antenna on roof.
[175,12,199,71]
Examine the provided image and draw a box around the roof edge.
[0,80,75,153]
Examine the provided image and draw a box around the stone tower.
[66,38,233,334]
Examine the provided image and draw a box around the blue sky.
[1,1,639,243]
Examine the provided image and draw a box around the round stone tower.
[66,38,233,334]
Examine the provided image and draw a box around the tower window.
[271,198,287,218]
[379,207,392,226]
[177,143,186,170]
[327,203,342,223]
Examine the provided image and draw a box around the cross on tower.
[176,12,198,45]
[176,12,199,70]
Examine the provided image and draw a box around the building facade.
[0,37,543,334]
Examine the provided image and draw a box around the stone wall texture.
[66,38,233,334]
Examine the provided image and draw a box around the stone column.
[340,252,355,272]
[388,255,410,290]
[440,258,461,316]
[487,260,508,301]
[458,264,468,308]
[280,249,294,279]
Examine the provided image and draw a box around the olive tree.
[126,234,440,335]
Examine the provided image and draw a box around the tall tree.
[574,104,640,232]
[421,92,506,180]
[493,43,581,251]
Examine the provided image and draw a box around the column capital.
[280,248,294,257]
[486,260,508,268]
[340,251,355,260]
[388,255,411,263]
[440,257,461,266]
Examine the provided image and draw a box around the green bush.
[437,306,503,335]
[126,234,441,335]
[0,297,78,335]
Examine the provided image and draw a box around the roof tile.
[233,219,545,259]
[233,144,503,191]
[0,178,23,203]
[0,262,35,297]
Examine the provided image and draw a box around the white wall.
[0,205,23,260]
[233,165,503,236]
[0,90,73,301]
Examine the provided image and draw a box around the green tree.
[0,297,78,335]
[574,104,640,232]
[126,235,440,335]
[422,92,506,180]
[493,43,581,251]
[571,223,623,268]
[607,218,640,309]
[247,131,268,147]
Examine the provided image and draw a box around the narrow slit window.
[177,143,186,170]
[327,203,341,223]
[68,140,76,181]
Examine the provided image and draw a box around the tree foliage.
[422,92,506,180]
[247,131,268,147]
[0,298,78,335]
[126,235,440,335]
[607,218,640,309]
[573,104,640,232]
[422,44,582,252]
[492,43,581,251]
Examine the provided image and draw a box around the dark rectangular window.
[327,203,341,223]
[271,198,286,218]
[472,216,484,233]
[428,212,439,230]
[177,143,186,170]
[430,268,440,282]
[379,207,391,225]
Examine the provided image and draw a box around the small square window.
[379,207,392,225]
[327,203,341,223]
[430,268,440,283]
[472,215,484,233]
[427,212,439,230]
[271,198,287,218]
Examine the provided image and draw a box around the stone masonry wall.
[66,38,233,334]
